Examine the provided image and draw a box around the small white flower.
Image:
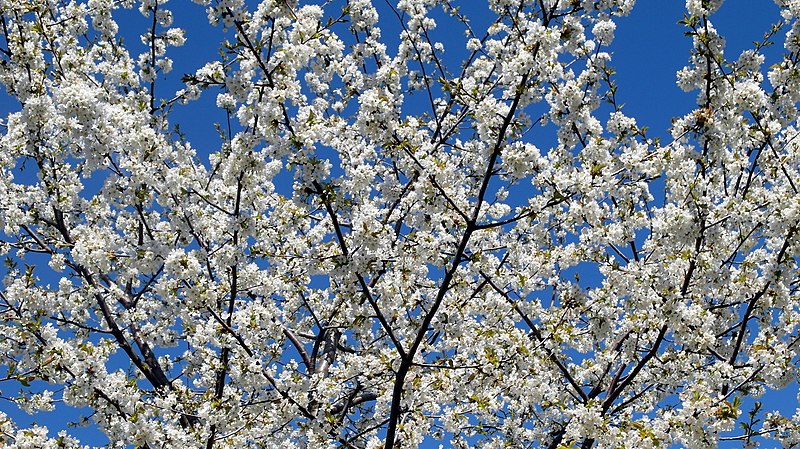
[592,19,616,45]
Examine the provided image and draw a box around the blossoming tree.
[1,0,799,447]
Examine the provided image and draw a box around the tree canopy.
[1,0,800,448]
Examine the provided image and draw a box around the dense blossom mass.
[1,0,800,448]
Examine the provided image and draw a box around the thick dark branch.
[480,271,589,403]
[207,173,244,449]
[601,324,667,413]
[383,71,531,449]
[204,305,316,420]
[724,227,794,394]
[311,180,406,358]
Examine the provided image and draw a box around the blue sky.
[1,0,798,447]
[614,1,781,139]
